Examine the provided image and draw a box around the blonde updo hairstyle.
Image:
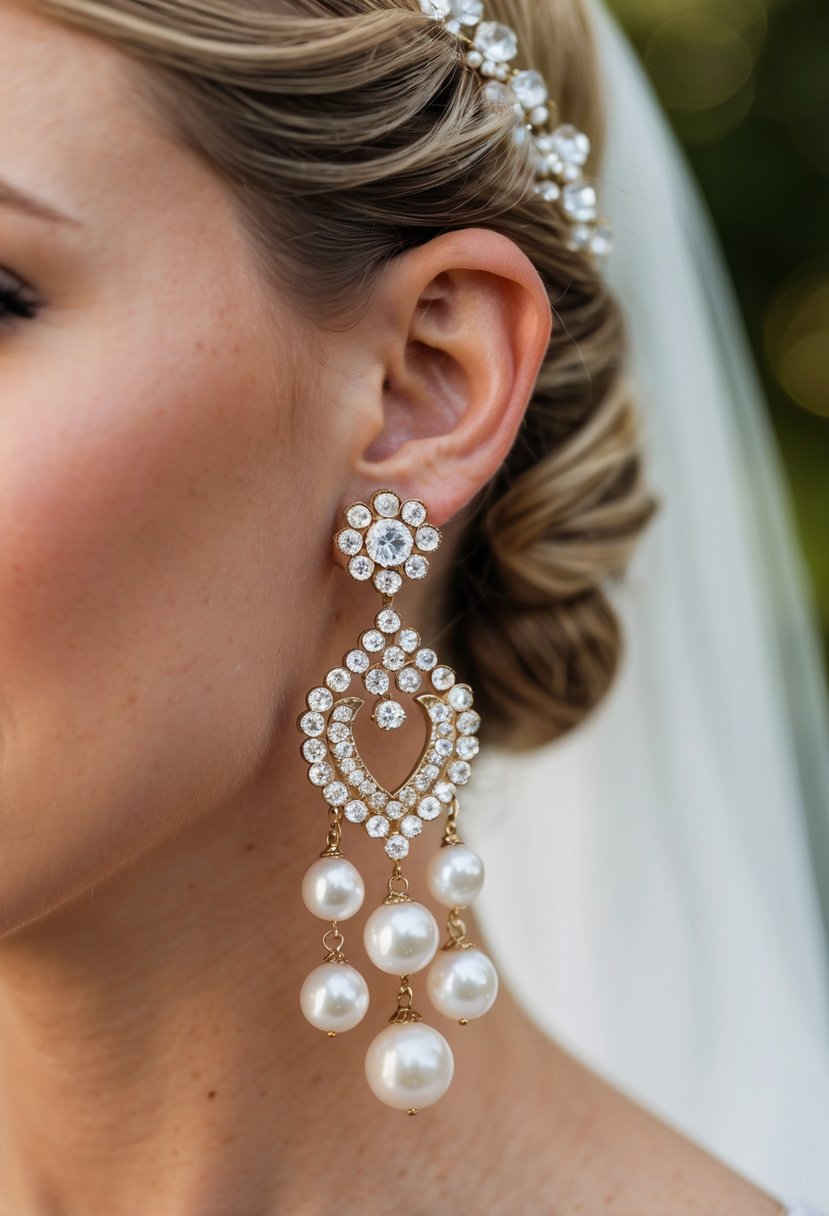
[31,0,657,750]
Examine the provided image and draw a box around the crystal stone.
[308,761,334,787]
[551,123,591,166]
[424,764,440,782]
[415,648,437,672]
[365,668,390,696]
[399,786,417,807]
[348,554,374,581]
[456,710,481,735]
[327,721,349,743]
[366,815,390,838]
[536,181,561,203]
[562,182,598,222]
[415,525,441,552]
[360,778,377,796]
[396,666,422,693]
[418,796,441,821]
[339,757,356,774]
[400,814,423,839]
[512,69,548,110]
[332,705,353,722]
[346,503,372,529]
[302,738,326,763]
[325,667,351,693]
[376,608,401,634]
[362,629,385,653]
[482,81,521,123]
[451,0,484,24]
[473,21,518,62]
[431,666,456,691]
[366,519,413,568]
[414,773,430,792]
[397,628,420,653]
[434,780,456,804]
[590,223,614,260]
[345,649,370,674]
[344,799,368,823]
[419,0,451,18]
[386,800,404,820]
[405,555,428,580]
[455,735,479,760]
[447,760,471,785]
[323,781,349,806]
[372,490,400,517]
[448,684,473,711]
[300,712,325,737]
[336,529,363,556]
[382,646,406,671]
[373,699,407,730]
[369,790,389,810]
[348,768,365,786]
[428,702,451,724]
[434,738,454,758]
[401,500,427,527]
[307,686,334,713]
[384,834,409,860]
[374,569,403,595]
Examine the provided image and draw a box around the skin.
[0,2,791,1213]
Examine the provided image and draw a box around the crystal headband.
[419,0,612,263]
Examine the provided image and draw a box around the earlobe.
[350,228,552,526]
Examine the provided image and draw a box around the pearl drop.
[426,845,485,908]
[300,962,369,1033]
[427,947,498,1021]
[364,1022,454,1110]
[363,901,439,975]
[301,856,364,921]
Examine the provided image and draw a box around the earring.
[297,489,498,1114]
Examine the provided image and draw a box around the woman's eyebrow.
[0,175,84,226]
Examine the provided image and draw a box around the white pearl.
[300,962,369,1033]
[426,844,485,908]
[363,901,439,975]
[364,1022,454,1110]
[301,856,364,921]
[427,947,498,1021]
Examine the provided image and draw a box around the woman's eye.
[0,272,41,325]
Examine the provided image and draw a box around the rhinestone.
[482,81,523,126]
[536,181,561,203]
[414,773,430,792]
[308,761,334,787]
[418,796,442,821]
[434,780,456,804]
[348,554,374,581]
[551,123,591,166]
[327,721,349,743]
[386,800,404,820]
[400,499,427,526]
[415,524,441,552]
[348,769,365,787]
[405,555,429,580]
[326,667,351,693]
[448,684,473,711]
[455,735,479,759]
[431,666,455,691]
[420,0,451,16]
[382,646,406,671]
[366,815,390,838]
[562,181,597,223]
[512,68,548,110]
[346,503,372,529]
[373,699,407,730]
[302,738,326,763]
[340,757,356,774]
[359,778,377,796]
[450,0,483,24]
[369,790,389,810]
[345,649,370,674]
[400,814,423,839]
[399,786,417,807]
[384,834,409,860]
[434,738,453,758]
[366,519,413,568]
[424,764,440,782]
[566,222,593,252]
[333,740,353,759]
[300,711,325,737]
[344,799,368,823]
[590,223,614,260]
[457,710,481,735]
[447,760,471,785]
[362,629,385,653]
[372,490,400,517]
[472,20,518,62]
[436,722,453,736]
[364,669,390,695]
[376,608,401,634]
[336,528,363,556]
[396,666,422,693]
[415,648,437,671]
[374,568,403,595]
[323,781,349,806]
[332,705,353,722]
[307,686,334,713]
[397,628,420,653]
[428,702,451,724]
[427,749,442,765]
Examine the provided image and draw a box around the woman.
[0,0,825,1211]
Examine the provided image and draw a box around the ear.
[343,228,552,526]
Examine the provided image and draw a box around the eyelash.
[0,276,41,325]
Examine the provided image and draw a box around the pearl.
[363,901,439,975]
[427,947,498,1021]
[301,856,364,921]
[364,1022,454,1110]
[426,844,485,908]
[300,962,370,1033]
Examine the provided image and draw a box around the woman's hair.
[31,0,657,750]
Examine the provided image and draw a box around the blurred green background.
[605,0,829,678]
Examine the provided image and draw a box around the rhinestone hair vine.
[419,0,613,263]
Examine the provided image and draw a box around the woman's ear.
[338,227,552,527]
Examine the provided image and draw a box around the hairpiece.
[419,0,613,263]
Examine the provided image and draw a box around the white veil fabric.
[464,0,829,1206]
